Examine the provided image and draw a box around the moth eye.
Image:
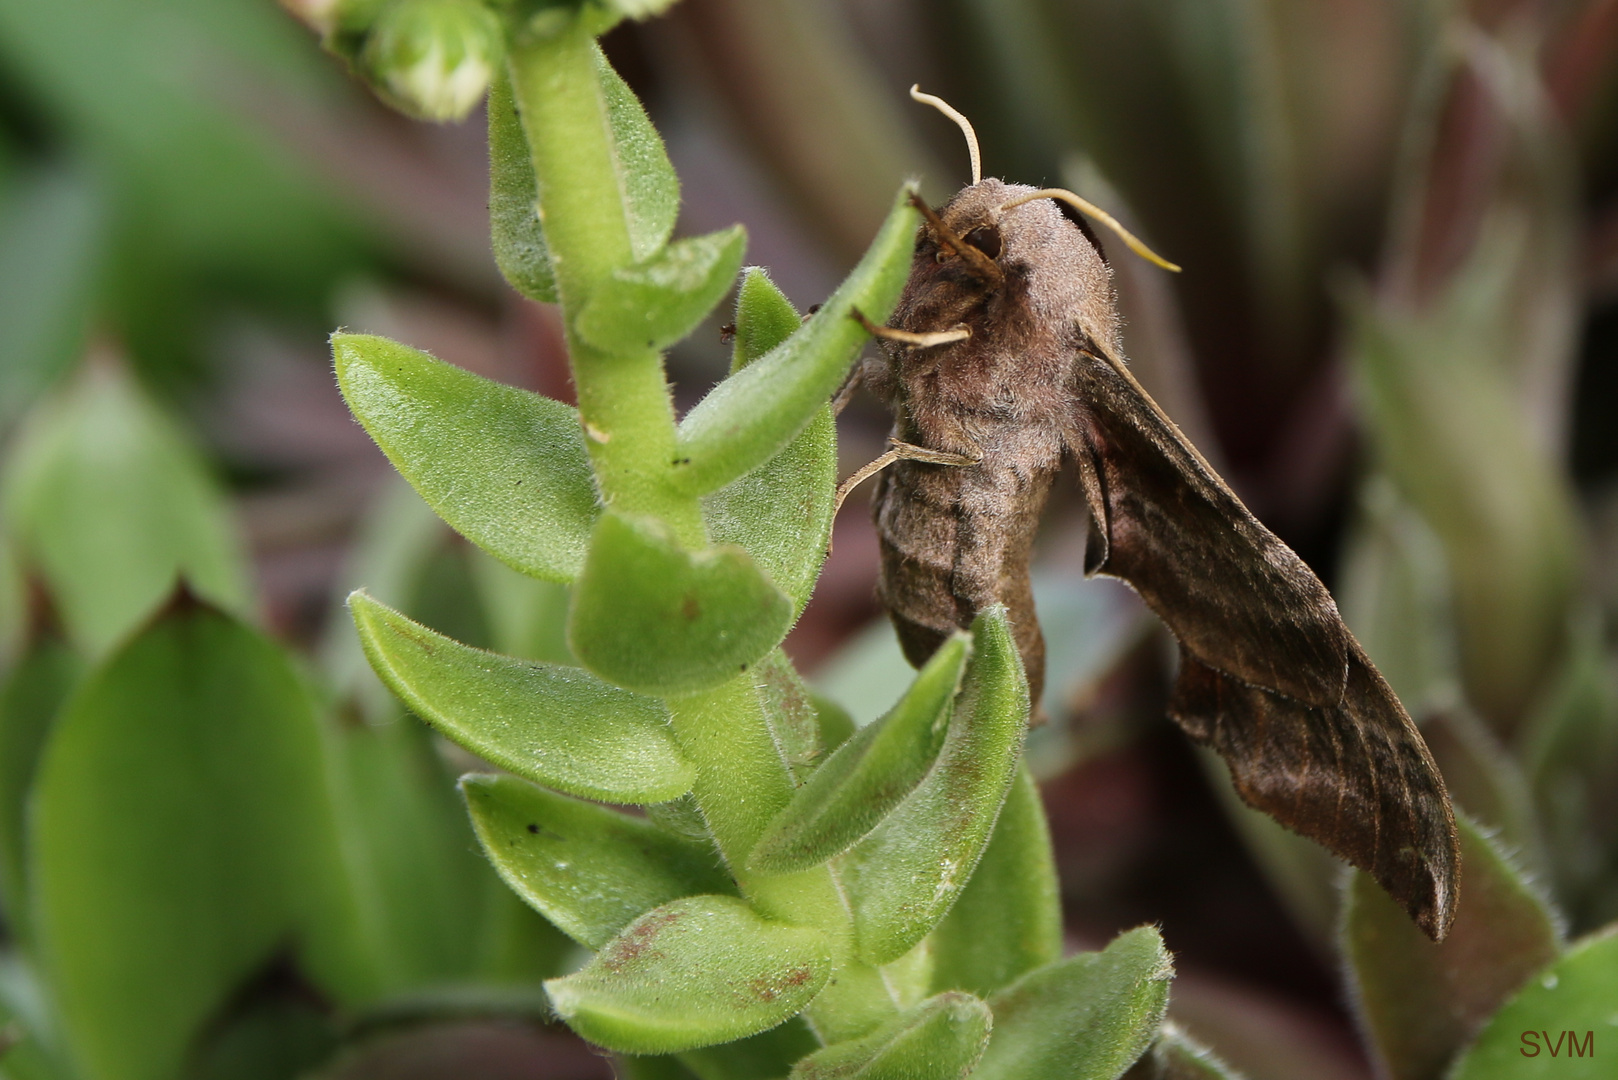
[964,225,1002,259]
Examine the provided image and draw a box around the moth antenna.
[910,84,981,185]
[1002,187,1182,272]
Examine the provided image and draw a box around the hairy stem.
[506,16,705,544]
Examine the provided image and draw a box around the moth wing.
[1072,348,1459,940]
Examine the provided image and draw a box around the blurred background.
[0,0,1616,1078]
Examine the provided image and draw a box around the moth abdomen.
[873,458,1054,708]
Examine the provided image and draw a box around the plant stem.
[505,15,705,545]
[669,679,899,1043]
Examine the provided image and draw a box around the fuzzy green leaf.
[493,36,677,280]
[576,226,747,353]
[592,42,679,262]
[621,1022,823,1080]
[973,927,1173,1080]
[2,362,252,657]
[488,71,556,303]
[702,269,836,613]
[545,895,832,1054]
[679,1021,823,1080]
[462,773,733,949]
[701,406,837,614]
[350,591,692,803]
[748,634,967,874]
[30,603,356,1080]
[568,512,793,696]
[928,764,1062,998]
[674,186,919,494]
[790,992,991,1080]
[1448,925,1618,1079]
[813,691,857,753]
[333,333,599,582]
[843,607,1028,964]
[751,649,824,782]
[1342,814,1561,1080]
[1122,1023,1246,1079]
[729,268,803,374]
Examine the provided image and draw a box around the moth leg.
[831,439,981,520]
[888,439,981,466]
[832,359,878,416]
[850,307,970,349]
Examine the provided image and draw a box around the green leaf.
[29,602,357,1080]
[332,333,599,583]
[618,1056,703,1080]
[323,713,492,992]
[973,927,1173,1080]
[752,650,824,782]
[1342,814,1562,1080]
[2,361,252,657]
[468,547,574,664]
[700,270,839,612]
[0,636,80,946]
[181,983,338,1080]
[545,895,832,1054]
[928,764,1062,998]
[702,409,836,616]
[567,512,793,696]
[1448,925,1618,1079]
[813,691,857,754]
[790,992,991,1079]
[488,71,556,303]
[1515,615,1618,926]
[319,475,453,722]
[622,1023,825,1080]
[462,773,734,949]
[1122,1023,1246,1080]
[674,186,919,494]
[0,532,21,669]
[490,36,676,284]
[0,162,101,426]
[592,42,680,263]
[679,1020,822,1080]
[843,607,1029,964]
[576,226,747,353]
[728,268,804,374]
[748,635,968,875]
[350,591,691,803]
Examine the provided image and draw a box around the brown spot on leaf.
[600,908,683,973]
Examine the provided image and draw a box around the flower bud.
[364,0,503,123]
[280,0,389,39]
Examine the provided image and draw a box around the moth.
[838,88,1460,941]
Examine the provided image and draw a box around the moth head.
[908,86,1179,280]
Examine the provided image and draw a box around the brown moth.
[838,88,1460,941]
